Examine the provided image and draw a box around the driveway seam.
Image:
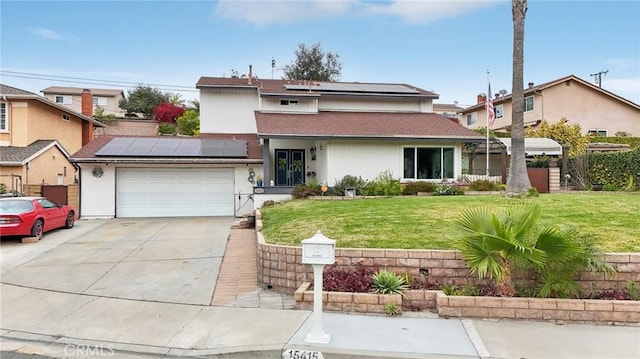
[163,306,205,347]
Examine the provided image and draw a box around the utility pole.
[590,69,608,88]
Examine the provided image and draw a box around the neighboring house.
[0,84,105,193]
[433,103,464,122]
[41,86,126,117]
[70,74,483,219]
[460,74,640,137]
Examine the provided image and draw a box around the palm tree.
[506,0,531,194]
[187,99,200,114]
[454,204,580,297]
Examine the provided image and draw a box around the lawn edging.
[294,282,403,314]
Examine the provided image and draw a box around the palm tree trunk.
[506,0,532,195]
[497,258,516,297]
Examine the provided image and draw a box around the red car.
[0,197,77,240]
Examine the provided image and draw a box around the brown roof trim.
[1,94,106,127]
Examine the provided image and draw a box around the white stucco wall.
[260,97,317,113]
[318,97,430,112]
[78,163,258,219]
[200,88,259,133]
[324,140,462,185]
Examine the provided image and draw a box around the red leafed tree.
[154,102,184,123]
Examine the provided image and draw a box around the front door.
[275,149,305,186]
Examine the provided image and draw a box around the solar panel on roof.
[284,82,419,94]
[95,138,247,158]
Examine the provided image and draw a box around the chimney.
[528,82,534,89]
[477,93,486,104]
[248,65,253,85]
[81,89,93,116]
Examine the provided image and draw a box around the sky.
[1,0,639,108]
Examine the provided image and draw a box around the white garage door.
[116,168,234,217]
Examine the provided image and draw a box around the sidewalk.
[1,227,639,359]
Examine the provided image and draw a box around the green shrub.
[584,149,640,191]
[626,281,640,301]
[588,136,640,149]
[433,184,464,196]
[528,155,552,168]
[363,170,403,196]
[384,302,400,316]
[468,179,502,191]
[158,122,176,135]
[402,181,437,195]
[527,187,540,197]
[292,183,321,199]
[333,175,367,196]
[371,269,407,295]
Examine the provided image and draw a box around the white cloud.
[607,76,640,103]
[213,0,501,26]
[363,0,501,24]
[29,27,77,42]
[214,0,354,26]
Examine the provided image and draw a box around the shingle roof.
[0,140,60,164]
[0,84,38,95]
[41,86,124,97]
[196,77,439,98]
[255,112,484,139]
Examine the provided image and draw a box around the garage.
[116,168,234,217]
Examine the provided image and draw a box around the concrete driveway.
[0,217,233,305]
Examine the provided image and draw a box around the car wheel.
[64,211,75,229]
[31,219,44,240]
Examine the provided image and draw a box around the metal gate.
[527,168,549,193]
[42,185,68,205]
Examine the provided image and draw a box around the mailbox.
[301,230,336,265]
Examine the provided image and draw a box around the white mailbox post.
[301,230,336,344]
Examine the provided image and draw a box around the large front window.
[403,147,454,180]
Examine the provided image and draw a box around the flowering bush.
[154,102,184,123]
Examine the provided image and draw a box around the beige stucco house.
[41,86,126,117]
[460,74,640,136]
[0,84,105,194]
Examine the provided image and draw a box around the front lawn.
[260,193,640,252]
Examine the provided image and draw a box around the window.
[588,130,607,137]
[62,113,70,121]
[92,97,108,106]
[280,99,299,106]
[495,104,504,119]
[0,102,7,131]
[524,96,534,112]
[55,95,72,104]
[466,113,477,126]
[403,147,455,180]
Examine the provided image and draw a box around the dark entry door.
[275,149,305,186]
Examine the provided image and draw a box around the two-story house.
[1,85,105,195]
[70,73,483,218]
[460,74,640,136]
[42,86,126,117]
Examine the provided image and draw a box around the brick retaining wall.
[256,224,639,295]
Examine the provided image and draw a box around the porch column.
[262,138,271,186]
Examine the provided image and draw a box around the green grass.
[260,193,640,252]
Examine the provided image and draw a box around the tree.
[282,42,342,81]
[454,204,609,297]
[168,93,184,106]
[119,84,168,119]
[506,0,531,194]
[154,102,184,124]
[187,99,200,114]
[93,105,117,123]
[176,109,200,136]
[525,118,591,156]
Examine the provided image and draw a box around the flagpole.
[486,70,490,177]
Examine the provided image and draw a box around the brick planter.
[435,292,640,325]
[294,282,402,315]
